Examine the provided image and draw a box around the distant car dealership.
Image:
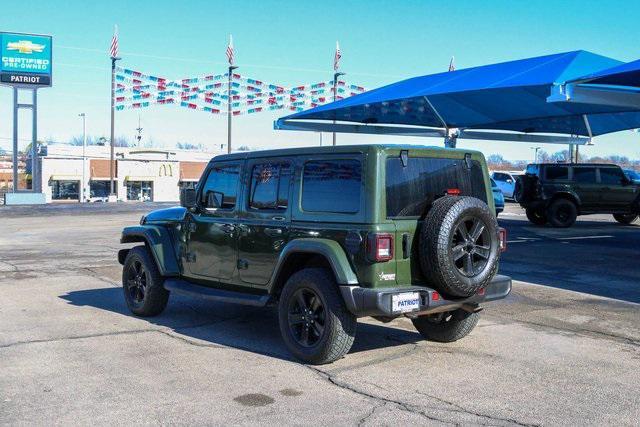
[31,145,218,203]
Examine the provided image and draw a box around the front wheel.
[412,310,479,342]
[613,213,639,225]
[122,246,170,317]
[278,268,356,364]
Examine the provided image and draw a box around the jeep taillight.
[368,233,394,262]
[498,227,507,252]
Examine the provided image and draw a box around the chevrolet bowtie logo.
[7,40,45,54]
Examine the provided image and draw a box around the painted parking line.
[555,235,614,240]
[506,235,614,243]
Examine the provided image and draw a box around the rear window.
[302,159,361,213]
[545,166,569,180]
[386,157,487,218]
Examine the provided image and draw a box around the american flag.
[226,35,234,65]
[334,41,341,71]
[448,56,455,72]
[109,25,119,59]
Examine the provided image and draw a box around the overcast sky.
[1,0,640,160]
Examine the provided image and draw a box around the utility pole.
[79,113,86,202]
[531,146,541,163]
[332,71,345,146]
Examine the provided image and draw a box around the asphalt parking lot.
[1,203,639,425]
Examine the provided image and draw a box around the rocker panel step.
[164,279,270,307]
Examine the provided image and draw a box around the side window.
[494,172,509,182]
[573,167,597,183]
[600,167,624,185]
[545,166,568,180]
[302,159,361,213]
[200,163,240,209]
[249,162,291,210]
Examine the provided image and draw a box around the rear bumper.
[340,274,512,318]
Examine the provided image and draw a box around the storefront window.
[89,181,116,199]
[51,180,79,200]
[127,181,153,201]
[178,181,197,190]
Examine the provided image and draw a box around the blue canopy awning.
[276,50,640,142]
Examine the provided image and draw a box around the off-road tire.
[122,245,170,317]
[412,310,480,342]
[525,207,547,225]
[278,268,356,364]
[420,196,500,298]
[613,213,639,225]
[546,198,577,228]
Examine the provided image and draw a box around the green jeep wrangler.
[118,145,511,364]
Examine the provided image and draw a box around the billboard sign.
[0,32,52,87]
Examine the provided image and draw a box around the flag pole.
[226,35,236,154]
[109,25,121,198]
[227,65,237,154]
[332,41,344,146]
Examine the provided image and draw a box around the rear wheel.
[122,246,170,317]
[278,268,356,364]
[546,199,577,228]
[412,310,479,342]
[525,207,547,225]
[613,213,639,225]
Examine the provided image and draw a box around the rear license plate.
[392,292,420,313]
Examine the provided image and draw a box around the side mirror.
[506,179,513,184]
[621,176,631,186]
[206,190,224,209]
[180,188,197,208]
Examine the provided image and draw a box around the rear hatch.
[384,150,490,287]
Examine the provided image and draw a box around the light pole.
[79,113,87,203]
[530,146,541,163]
[332,71,345,146]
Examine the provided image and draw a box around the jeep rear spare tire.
[419,196,500,298]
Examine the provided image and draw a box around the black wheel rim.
[126,260,147,304]
[451,216,491,277]
[287,288,326,348]
[557,206,571,223]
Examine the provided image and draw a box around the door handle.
[272,216,286,221]
[264,227,283,236]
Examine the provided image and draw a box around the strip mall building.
[35,145,219,203]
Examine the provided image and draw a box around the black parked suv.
[515,163,640,227]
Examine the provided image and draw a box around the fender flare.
[119,225,180,277]
[270,238,358,287]
[548,191,581,211]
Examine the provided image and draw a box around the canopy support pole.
[423,96,455,148]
